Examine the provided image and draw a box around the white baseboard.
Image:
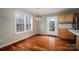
[37,33,58,36]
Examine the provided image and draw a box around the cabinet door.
[59,15,65,23]
[66,14,73,23]
[59,29,67,39]
[66,30,74,40]
[76,36,79,50]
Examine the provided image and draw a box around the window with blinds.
[15,11,33,34]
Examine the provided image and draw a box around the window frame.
[15,11,33,34]
[25,16,33,32]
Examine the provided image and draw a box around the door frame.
[47,16,58,35]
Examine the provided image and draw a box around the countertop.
[68,30,79,36]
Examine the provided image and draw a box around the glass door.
[47,16,58,35]
[49,21,55,31]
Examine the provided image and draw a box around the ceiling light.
[35,8,41,21]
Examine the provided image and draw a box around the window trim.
[15,11,25,34]
[25,16,33,32]
[15,11,33,34]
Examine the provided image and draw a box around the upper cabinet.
[59,13,74,24]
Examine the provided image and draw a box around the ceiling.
[24,8,71,16]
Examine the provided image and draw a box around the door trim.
[47,16,58,35]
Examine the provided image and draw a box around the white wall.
[0,9,2,37]
[0,9,7,39]
[37,16,47,34]
[0,8,37,47]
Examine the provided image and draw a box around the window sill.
[15,30,33,34]
[15,31,25,34]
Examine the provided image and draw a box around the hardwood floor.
[0,35,76,51]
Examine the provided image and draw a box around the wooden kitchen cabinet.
[76,36,79,50]
[59,29,74,40]
[59,29,67,39]
[59,15,65,23]
[59,13,73,24]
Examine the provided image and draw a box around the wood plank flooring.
[0,35,76,51]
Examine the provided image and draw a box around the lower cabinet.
[59,29,75,40]
[76,36,79,50]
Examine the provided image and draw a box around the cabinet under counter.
[68,30,79,50]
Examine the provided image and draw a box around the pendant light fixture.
[35,8,41,21]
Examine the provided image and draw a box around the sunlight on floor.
[48,37,55,45]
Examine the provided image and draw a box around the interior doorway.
[47,16,58,35]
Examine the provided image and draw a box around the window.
[16,13,24,32]
[15,11,33,33]
[25,16,32,31]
